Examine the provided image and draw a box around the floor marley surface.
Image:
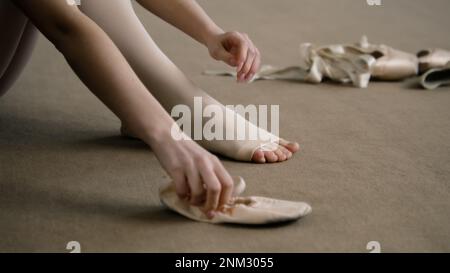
[1,0,450,252]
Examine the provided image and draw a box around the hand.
[149,129,234,219]
[206,31,261,83]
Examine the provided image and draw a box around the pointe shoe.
[160,176,312,225]
[420,61,450,90]
[417,48,450,74]
[347,36,418,81]
[306,43,376,88]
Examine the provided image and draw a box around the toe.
[274,148,287,161]
[264,151,278,163]
[279,146,293,159]
[252,149,266,163]
[279,138,300,153]
[252,141,297,163]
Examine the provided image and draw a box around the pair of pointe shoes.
[313,41,450,89]
[160,177,312,225]
[311,42,450,89]
[417,49,450,90]
[297,36,421,88]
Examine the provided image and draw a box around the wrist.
[141,120,192,149]
[200,25,224,47]
[141,124,172,147]
[127,115,172,147]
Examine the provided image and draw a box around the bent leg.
[0,22,38,96]
[0,0,35,97]
[80,0,299,163]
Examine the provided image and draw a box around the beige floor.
[1,0,450,252]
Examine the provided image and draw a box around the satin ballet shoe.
[349,36,418,80]
[203,45,326,84]
[420,61,450,90]
[417,48,450,74]
[311,44,376,88]
[160,176,312,225]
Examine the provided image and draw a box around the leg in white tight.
[80,0,299,163]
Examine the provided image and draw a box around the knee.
[11,0,95,52]
[49,17,84,50]
[39,10,89,51]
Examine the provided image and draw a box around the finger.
[241,36,260,79]
[238,36,256,82]
[200,168,222,218]
[238,47,255,82]
[228,32,248,73]
[214,164,234,210]
[186,167,205,206]
[172,170,189,199]
[244,48,260,82]
[245,48,261,81]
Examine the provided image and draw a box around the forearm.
[137,0,223,46]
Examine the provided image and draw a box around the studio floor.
[1,0,449,252]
